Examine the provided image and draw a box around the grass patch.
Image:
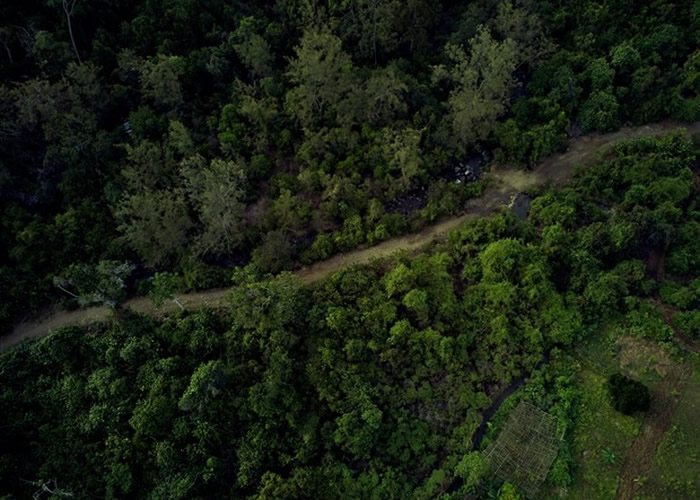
[637,356,700,498]
[566,367,640,499]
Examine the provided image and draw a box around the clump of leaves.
[607,373,650,415]
[601,447,616,464]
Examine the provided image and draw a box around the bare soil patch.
[617,336,675,378]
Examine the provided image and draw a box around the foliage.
[148,272,184,310]
[0,0,698,495]
[0,0,697,331]
[607,373,651,415]
[53,260,134,309]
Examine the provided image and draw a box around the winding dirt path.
[2,120,698,352]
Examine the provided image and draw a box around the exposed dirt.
[2,120,698,352]
[615,362,690,500]
[617,336,675,378]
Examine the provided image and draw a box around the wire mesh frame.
[483,401,561,498]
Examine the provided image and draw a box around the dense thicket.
[1,133,697,498]
[608,373,650,414]
[1,0,698,330]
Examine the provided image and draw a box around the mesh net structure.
[483,401,561,497]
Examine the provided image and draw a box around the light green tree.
[179,360,224,411]
[433,27,519,152]
[363,65,408,125]
[381,127,423,194]
[233,17,274,78]
[139,54,185,108]
[498,481,522,499]
[340,0,401,64]
[490,1,552,67]
[182,157,247,258]
[455,451,489,488]
[116,189,192,266]
[53,260,134,308]
[148,272,184,310]
[285,28,353,128]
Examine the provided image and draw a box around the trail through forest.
[2,120,698,352]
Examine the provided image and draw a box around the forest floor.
[2,120,699,352]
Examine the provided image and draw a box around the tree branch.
[62,0,81,64]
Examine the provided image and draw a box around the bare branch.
[21,478,74,499]
[0,28,13,63]
[62,0,81,64]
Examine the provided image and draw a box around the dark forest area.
[1,1,699,498]
[1,0,698,330]
[2,131,699,498]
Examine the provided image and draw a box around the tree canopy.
[2,133,698,498]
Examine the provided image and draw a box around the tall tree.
[433,27,519,153]
[339,0,401,64]
[285,28,354,130]
[148,271,185,310]
[381,127,423,195]
[182,157,247,258]
[233,17,274,79]
[62,0,81,64]
[116,189,192,266]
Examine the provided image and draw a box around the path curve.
[2,121,698,352]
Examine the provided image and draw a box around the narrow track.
[2,121,698,352]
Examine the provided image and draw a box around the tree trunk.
[0,37,12,63]
[63,0,81,64]
[3,44,12,63]
[55,283,81,300]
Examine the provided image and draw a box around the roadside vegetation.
[1,131,698,498]
[1,0,699,332]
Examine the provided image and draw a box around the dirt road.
[2,120,698,352]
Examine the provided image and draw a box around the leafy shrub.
[608,373,650,414]
[672,311,700,340]
[578,91,620,133]
[659,281,695,309]
[179,259,230,291]
[301,233,335,264]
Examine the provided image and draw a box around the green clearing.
[564,312,698,500]
[638,355,700,499]
[566,366,640,499]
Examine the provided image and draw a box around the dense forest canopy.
[1,132,699,498]
[1,0,699,497]
[0,0,699,329]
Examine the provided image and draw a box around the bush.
[301,233,335,264]
[659,281,695,310]
[578,91,620,133]
[672,311,700,340]
[608,373,650,414]
[252,230,294,274]
[179,259,230,291]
